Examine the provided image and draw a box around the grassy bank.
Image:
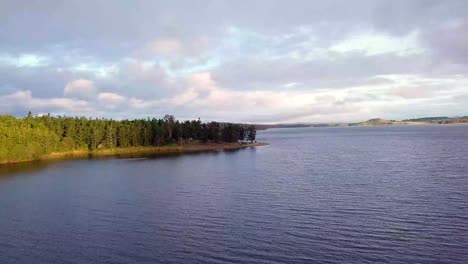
[0,142,269,165]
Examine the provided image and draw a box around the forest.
[0,113,257,163]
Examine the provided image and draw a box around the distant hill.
[350,116,468,126]
[349,118,394,126]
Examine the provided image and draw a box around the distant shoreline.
[348,118,468,127]
[258,123,468,131]
[350,122,468,127]
[0,142,269,165]
[257,119,468,130]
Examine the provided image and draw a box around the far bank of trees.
[431,119,468,124]
[0,113,257,162]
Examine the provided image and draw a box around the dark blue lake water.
[1,125,468,263]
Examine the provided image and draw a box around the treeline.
[0,113,256,162]
[403,116,468,123]
[431,118,468,124]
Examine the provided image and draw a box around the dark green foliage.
[247,125,256,142]
[0,115,60,161]
[0,113,256,162]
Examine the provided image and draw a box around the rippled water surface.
[1,125,468,263]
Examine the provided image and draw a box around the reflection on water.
[0,161,55,179]
[0,147,246,178]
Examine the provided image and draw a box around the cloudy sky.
[1,0,467,123]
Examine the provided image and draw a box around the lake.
[1,125,468,263]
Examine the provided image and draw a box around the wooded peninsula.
[0,113,260,164]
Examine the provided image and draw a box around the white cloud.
[123,72,372,122]
[453,94,468,102]
[0,90,93,114]
[97,92,126,108]
[70,63,117,77]
[0,53,49,67]
[329,31,424,56]
[64,79,97,99]
[2,71,468,122]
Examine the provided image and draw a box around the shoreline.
[259,122,468,130]
[348,122,468,127]
[0,142,269,165]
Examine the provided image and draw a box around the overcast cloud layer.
[1,0,468,123]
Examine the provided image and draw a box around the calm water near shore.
[1,125,468,263]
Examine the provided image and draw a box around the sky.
[0,0,467,123]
